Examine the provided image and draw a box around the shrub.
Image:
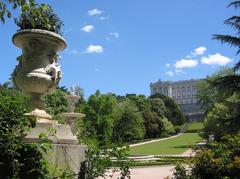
[43,89,68,123]
[16,2,63,34]
[0,87,49,178]
[173,135,240,179]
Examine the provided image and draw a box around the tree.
[150,93,185,125]
[0,0,33,23]
[124,94,172,138]
[213,0,240,70]
[212,1,240,94]
[196,69,240,141]
[202,91,240,141]
[82,91,117,145]
[142,109,160,138]
[112,100,145,142]
[197,68,234,112]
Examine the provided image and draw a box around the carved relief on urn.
[12,29,67,109]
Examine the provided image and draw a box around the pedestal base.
[24,118,78,144]
[47,144,87,177]
[24,109,86,177]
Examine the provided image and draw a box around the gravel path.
[102,165,175,179]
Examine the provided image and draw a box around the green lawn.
[186,122,204,132]
[129,133,202,155]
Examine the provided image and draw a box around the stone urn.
[12,29,87,176]
[12,29,66,110]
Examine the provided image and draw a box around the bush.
[0,87,49,178]
[173,135,240,179]
[43,89,68,123]
[16,2,63,34]
[161,117,175,136]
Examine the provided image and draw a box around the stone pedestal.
[48,144,87,176]
[24,109,86,177]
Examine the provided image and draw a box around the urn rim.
[12,29,67,51]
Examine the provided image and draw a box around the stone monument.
[12,29,86,176]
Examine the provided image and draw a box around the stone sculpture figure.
[45,54,63,83]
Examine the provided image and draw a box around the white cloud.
[201,53,232,66]
[175,69,184,73]
[68,49,79,55]
[107,32,119,40]
[100,16,109,20]
[165,63,170,67]
[110,32,119,39]
[166,71,174,77]
[85,45,104,53]
[81,25,94,32]
[88,9,102,16]
[175,59,198,68]
[187,46,207,58]
[193,46,207,55]
[71,49,78,55]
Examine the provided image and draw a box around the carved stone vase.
[12,29,66,110]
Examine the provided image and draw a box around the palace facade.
[150,79,204,121]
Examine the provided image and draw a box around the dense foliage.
[150,93,185,125]
[77,91,183,145]
[43,89,68,123]
[0,1,63,34]
[191,135,240,179]
[0,85,48,178]
[196,69,240,141]
[16,2,63,34]
[74,91,184,178]
[174,135,240,179]
[112,99,145,142]
[0,0,32,23]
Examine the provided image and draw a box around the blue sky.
[0,0,238,98]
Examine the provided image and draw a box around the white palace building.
[150,79,204,121]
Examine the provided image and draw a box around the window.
[158,87,163,94]
[177,87,181,97]
[152,88,157,94]
[172,87,176,97]
[164,87,168,96]
[182,86,186,97]
[192,86,196,96]
[187,86,191,96]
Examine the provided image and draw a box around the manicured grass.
[186,122,204,132]
[129,133,202,155]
